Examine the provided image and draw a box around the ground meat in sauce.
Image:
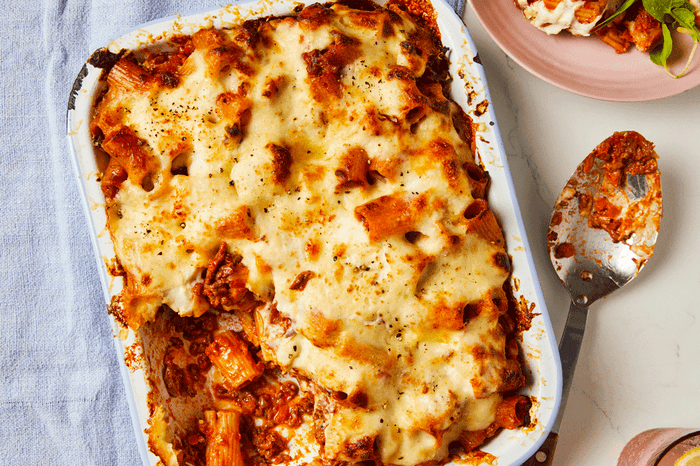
[588,131,658,243]
[193,243,251,310]
[151,306,317,466]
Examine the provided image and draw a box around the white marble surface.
[461,6,700,466]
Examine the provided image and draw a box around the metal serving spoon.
[522,132,662,466]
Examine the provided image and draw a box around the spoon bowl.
[548,137,662,306]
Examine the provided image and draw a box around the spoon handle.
[555,301,589,429]
[520,301,589,466]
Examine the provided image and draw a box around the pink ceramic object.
[618,428,700,466]
[467,0,700,101]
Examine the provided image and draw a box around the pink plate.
[467,0,700,101]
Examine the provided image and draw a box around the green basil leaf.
[596,0,638,29]
[670,0,688,9]
[650,22,674,66]
[672,6,698,29]
[643,0,673,22]
[670,3,700,41]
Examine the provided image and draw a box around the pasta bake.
[515,0,622,36]
[88,0,533,465]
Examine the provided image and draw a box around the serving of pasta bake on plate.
[515,0,623,36]
[66,0,561,465]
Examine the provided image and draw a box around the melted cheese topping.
[519,0,620,36]
[92,3,516,465]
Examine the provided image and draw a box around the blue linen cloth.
[0,0,464,464]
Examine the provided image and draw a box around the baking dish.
[66,0,562,464]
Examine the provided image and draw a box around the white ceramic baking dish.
[66,0,562,464]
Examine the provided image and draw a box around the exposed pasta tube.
[202,410,245,466]
[205,330,264,390]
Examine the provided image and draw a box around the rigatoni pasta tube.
[202,410,245,466]
[205,330,263,390]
